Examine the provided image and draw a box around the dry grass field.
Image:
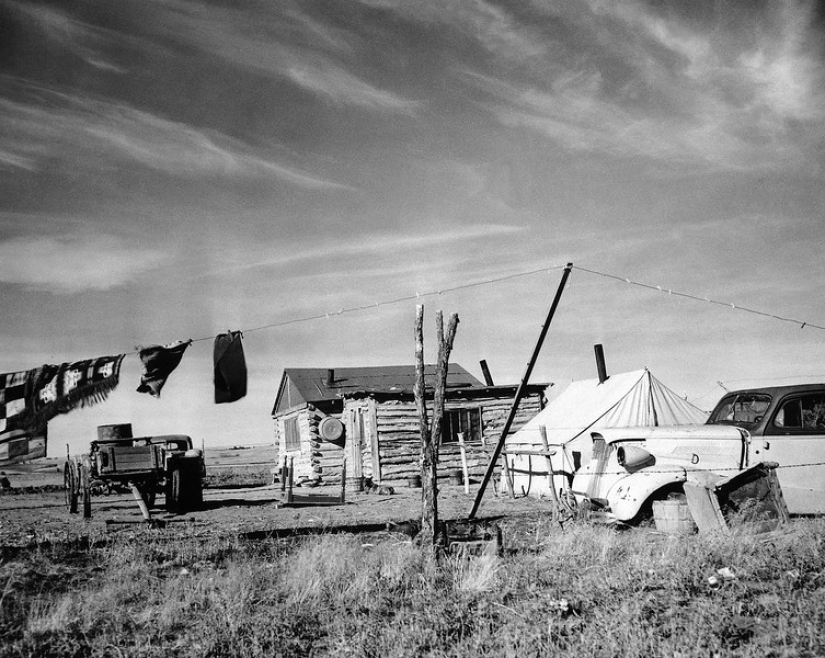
[1,448,824,657]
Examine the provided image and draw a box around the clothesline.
[4,260,824,457]
[174,261,824,349]
[186,264,569,343]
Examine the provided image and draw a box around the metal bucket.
[407,475,422,488]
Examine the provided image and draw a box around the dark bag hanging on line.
[214,331,247,404]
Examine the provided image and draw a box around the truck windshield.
[708,393,771,426]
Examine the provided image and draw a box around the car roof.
[722,383,825,398]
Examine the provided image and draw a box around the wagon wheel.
[64,461,78,514]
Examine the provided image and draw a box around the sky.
[1,0,825,457]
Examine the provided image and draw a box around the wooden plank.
[539,425,561,508]
[368,398,381,482]
[457,432,470,494]
[684,481,728,534]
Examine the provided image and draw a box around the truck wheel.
[167,467,182,513]
[64,463,78,514]
[183,458,203,510]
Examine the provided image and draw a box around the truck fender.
[606,465,687,521]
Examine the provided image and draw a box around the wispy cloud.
[192,223,524,280]
[7,0,128,73]
[382,0,825,171]
[285,64,419,113]
[470,71,761,170]
[0,148,36,171]
[0,90,350,189]
[0,233,169,294]
[153,0,420,114]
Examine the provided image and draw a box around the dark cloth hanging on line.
[136,339,192,398]
[214,331,247,403]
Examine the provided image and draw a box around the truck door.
[760,390,825,514]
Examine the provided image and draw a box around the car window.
[709,393,771,425]
[773,393,825,432]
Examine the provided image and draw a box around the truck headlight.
[616,446,655,472]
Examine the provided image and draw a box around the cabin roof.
[272,364,549,415]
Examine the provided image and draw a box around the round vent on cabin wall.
[318,417,345,444]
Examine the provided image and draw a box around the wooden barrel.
[97,424,133,441]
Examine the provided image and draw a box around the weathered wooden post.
[340,454,347,504]
[287,456,294,504]
[415,305,459,546]
[501,454,515,498]
[80,460,92,520]
[539,425,563,524]
[414,306,434,543]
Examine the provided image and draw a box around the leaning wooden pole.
[469,262,573,520]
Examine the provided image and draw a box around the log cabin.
[271,364,550,489]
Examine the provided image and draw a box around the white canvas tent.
[504,369,709,498]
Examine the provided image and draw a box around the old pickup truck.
[572,383,825,521]
[65,424,205,517]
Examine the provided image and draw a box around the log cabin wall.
[343,393,544,485]
[273,393,545,485]
[273,402,348,484]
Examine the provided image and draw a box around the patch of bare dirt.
[0,479,556,549]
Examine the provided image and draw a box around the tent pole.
[469,262,573,520]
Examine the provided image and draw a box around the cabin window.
[441,408,482,444]
[284,416,301,451]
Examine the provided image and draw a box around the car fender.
[605,465,687,521]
